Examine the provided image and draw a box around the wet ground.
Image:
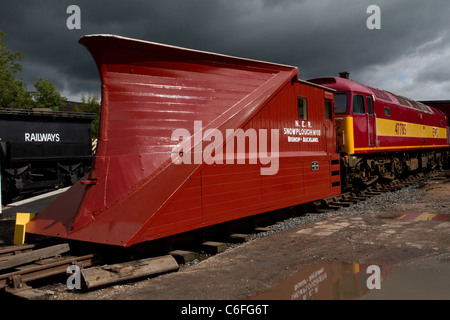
[363,255,450,300]
[246,255,450,300]
[1,173,450,300]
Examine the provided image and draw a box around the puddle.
[363,256,450,300]
[246,258,450,300]
[247,261,395,300]
[395,213,450,221]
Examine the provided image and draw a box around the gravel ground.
[252,177,438,239]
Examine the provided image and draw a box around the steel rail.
[0,253,102,289]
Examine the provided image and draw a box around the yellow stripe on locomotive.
[376,118,447,139]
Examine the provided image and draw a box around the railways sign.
[24,133,60,142]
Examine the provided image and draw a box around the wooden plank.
[0,243,70,271]
[348,197,365,201]
[315,208,337,213]
[326,205,343,210]
[331,201,354,207]
[169,250,198,264]
[350,196,368,201]
[363,192,383,196]
[81,255,179,290]
[377,188,395,192]
[15,256,68,270]
[254,227,271,233]
[201,241,227,254]
[344,199,360,204]
[0,244,36,257]
[4,286,49,300]
[228,233,251,243]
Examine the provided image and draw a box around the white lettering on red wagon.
[284,121,321,143]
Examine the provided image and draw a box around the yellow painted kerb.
[14,212,36,245]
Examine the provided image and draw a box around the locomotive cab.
[333,91,376,154]
[308,77,378,154]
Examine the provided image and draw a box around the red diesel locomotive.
[310,75,449,190]
[26,35,449,247]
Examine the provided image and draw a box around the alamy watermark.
[66,265,81,290]
[66,5,81,30]
[170,121,280,176]
[65,5,380,31]
[170,120,325,176]
[367,5,381,30]
[366,264,381,290]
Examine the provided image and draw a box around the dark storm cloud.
[1,0,449,101]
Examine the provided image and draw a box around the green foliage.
[75,95,101,139]
[0,30,101,141]
[0,30,67,110]
[32,77,67,110]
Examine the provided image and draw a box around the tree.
[32,77,67,110]
[75,95,101,140]
[0,30,34,108]
[0,30,67,110]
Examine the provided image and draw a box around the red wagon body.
[27,35,341,247]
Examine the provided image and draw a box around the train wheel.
[357,161,378,187]
[393,157,405,178]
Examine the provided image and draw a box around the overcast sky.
[1,0,449,102]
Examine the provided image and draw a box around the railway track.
[0,170,443,299]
